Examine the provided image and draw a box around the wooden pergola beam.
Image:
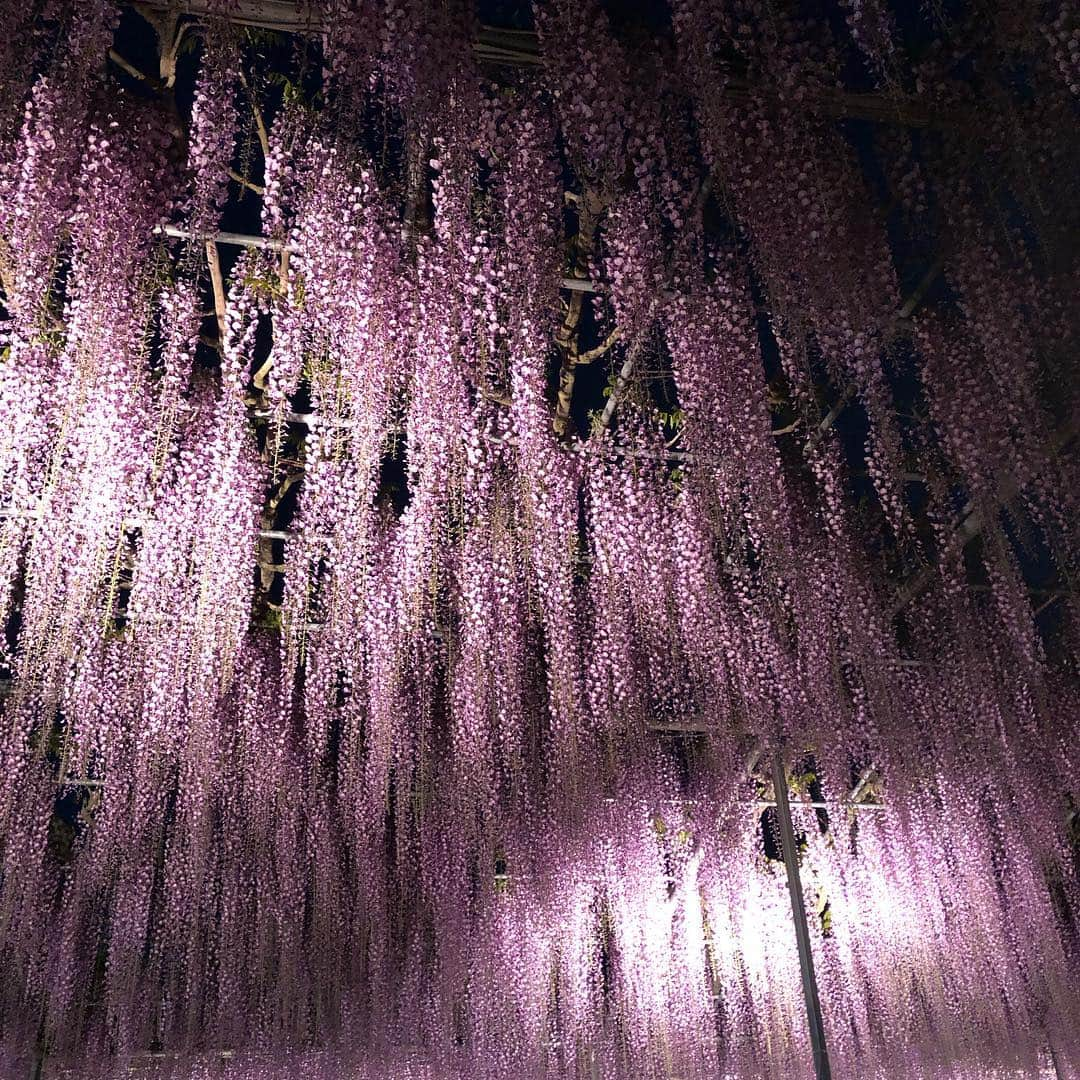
[134,0,942,127]
[894,419,1078,612]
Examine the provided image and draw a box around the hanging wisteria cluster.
[0,1,1078,1078]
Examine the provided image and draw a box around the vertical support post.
[772,751,832,1080]
[205,240,228,346]
[1047,1039,1064,1080]
[29,1000,46,1080]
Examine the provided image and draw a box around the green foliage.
[242,266,297,305]
[600,369,624,399]
[267,70,318,109]
[243,27,286,49]
[817,892,833,937]
[32,716,62,758]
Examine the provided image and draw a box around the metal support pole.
[1047,1039,1064,1080]
[772,751,832,1080]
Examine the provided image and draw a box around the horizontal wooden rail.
[135,1,942,126]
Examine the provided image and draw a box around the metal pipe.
[756,799,886,812]
[157,225,600,293]
[1047,1037,1065,1080]
[772,750,832,1080]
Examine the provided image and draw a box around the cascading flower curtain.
[0,1,1078,1078]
